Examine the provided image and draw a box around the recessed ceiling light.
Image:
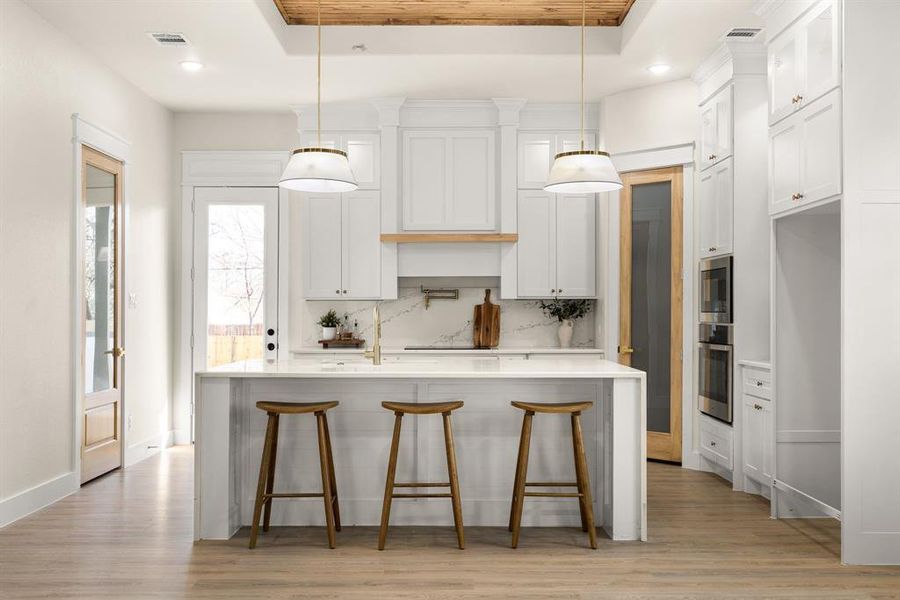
[647,63,671,75]
[180,61,204,72]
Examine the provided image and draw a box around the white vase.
[558,319,574,348]
[322,326,337,341]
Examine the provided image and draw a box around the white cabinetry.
[517,132,596,189]
[516,191,595,298]
[698,158,734,258]
[300,131,381,190]
[699,415,733,472]
[767,0,841,125]
[769,89,841,216]
[402,130,495,230]
[741,365,773,488]
[303,191,381,299]
[699,86,733,171]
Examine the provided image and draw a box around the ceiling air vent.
[148,32,191,47]
[725,28,761,39]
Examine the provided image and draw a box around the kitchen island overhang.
[194,357,646,543]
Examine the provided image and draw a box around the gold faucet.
[364,304,382,365]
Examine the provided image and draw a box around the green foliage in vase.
[317,309,341,328]
[539,299,593,323]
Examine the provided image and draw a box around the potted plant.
[539,299,592,348]
[318,309,340,341]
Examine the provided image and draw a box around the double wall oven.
[698,256,733,424]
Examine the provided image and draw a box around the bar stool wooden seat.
[508,400,597,549]
[378,400,465,550]
[249,400,340,549]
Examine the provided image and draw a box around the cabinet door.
[302,195,343,299]
[557,132,596,154]
[800,89,842,206]
[761,400,774,483]
[713,159,733,256]
[447,131,495,230]
[698,169,718,258]
[518,133,554,189]
[801,0,840,109]
[341,191,381,299]
[768,27,802,125]
[402,132,447,230]
[743,398,765,483]
[555,193,596,297]
[768,114,802,215]
[700,86,733,170]
[517,191,556,298]
[345,133,380,190]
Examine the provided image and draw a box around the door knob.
[104,347,125,358]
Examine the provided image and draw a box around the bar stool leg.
[442,412,465,550]
[510,411,534,549]
[509,412,530,532]
[321,412,341,532]
[249,412,278,549]
[571,412,597,549]
[570,415,589,533]
[316,412,337,549]
[263,414,280,532]
[378,413,403,550]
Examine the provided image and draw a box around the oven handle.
[698,343,732,352]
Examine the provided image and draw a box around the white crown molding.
[491,98,527,126]
[370,97,407,127]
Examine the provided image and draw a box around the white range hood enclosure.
[397,243,502,277]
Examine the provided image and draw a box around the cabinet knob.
[342,290,348,294]
[558,289,563,294]
[708,154,716,161]
[791,192,805,201]
[791,94,804,104]
[756,381,763,387]
[551,289,556,294]
[336,290,341,294]
[754,403,762,410]
[710,440,717,447]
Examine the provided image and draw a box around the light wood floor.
[1,447,899,599]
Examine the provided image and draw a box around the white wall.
[0,0,174,521]
[602,79,699,154]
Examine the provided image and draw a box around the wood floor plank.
[1,447,899,599]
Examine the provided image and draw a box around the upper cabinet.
[517,132,596,189]
[302,191,382,299]
[402,129,496,230]
[769,88,841,215]
[516,190,596,298]
[300,131,381,190]
[699,86,733,171]
[767,0,841,125]
[698,158,734,258]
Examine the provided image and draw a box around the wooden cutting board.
[472,289,500,349]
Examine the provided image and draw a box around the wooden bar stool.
[378,401,465,550]
[508,400,597,549]
[249,400,341,549]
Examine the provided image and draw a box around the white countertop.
[291,346,605,356]
[199,357,643,379]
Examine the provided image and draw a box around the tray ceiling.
[272,0,637,26]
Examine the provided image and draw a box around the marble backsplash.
[297,284,597,349]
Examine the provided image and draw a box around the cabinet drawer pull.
[791,94,804,104]
[756,380,763,387]
[708,246,717,252]
[791,192,805,201]
[754,403,762,410]
[708,154,717,161]
[710,440,717,447]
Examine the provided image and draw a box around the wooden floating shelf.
[380,233,519,243]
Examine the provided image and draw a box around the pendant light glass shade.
[280,148,358,193]
[545,150,623,194]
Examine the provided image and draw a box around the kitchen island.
[194,357,646,543]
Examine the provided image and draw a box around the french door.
[618,167,684,463]
[192,188,279,372]
[81,146,124,484]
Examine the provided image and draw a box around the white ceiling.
[25,0,760,112]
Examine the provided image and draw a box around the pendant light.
[544,0,622,194]
[279,0,357,193]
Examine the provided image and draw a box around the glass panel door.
[193,188,279,370]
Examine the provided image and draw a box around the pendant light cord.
[317,0,321,147]
[581,0,585,151]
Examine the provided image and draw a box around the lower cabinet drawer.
[742,367,772,401]
[699,420,733,470]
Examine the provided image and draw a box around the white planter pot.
[557,319,574,348]
[322,326,337,341]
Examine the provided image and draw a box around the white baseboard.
[681,448,702,471]
[124,430,175,468]
[0,471,79,528]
